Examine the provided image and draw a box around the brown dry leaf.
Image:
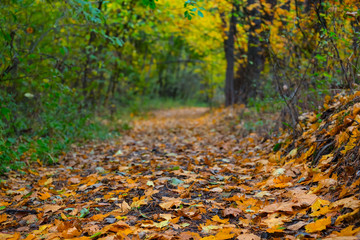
[262,213,290,228]
[145,188,160,197]
[178,208,202,220]
[330,196,360,210]
[116,201,131,214]
[159,197,182,210]
[43,204,62,213]
[22,215,38,224]
[236,234,261,240]
[222,207,242,217]
[209,187,223,193]
[260,201,294,213]
[287,221,307,231]
[102,221,129,233]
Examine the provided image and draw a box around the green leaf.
[90,232,102,238]
[22,191,33,199]
[198,11,204,17]
[7,138,16,144]
[273,143,282,152]
[0,107,11,121]
[169,178,184,186]
[79,208,90,218]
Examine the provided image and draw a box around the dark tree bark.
[233,0,277,104]
[221,7,237,107]
[234,0,263,104]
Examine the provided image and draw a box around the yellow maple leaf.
[130,196,148,208]
[214,228,235,240]
[332,225,360,236]
[38,192,51,201]
[200,236,216,240]
[211,215,229,224]
[335,208,360,225]
[310,205,331,217]
[310,198,331,213]
[305,216,331,233]
[247,3,260,11]
[341,136,357,154]
[336,131,349,147]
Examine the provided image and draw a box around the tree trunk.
[221,7,237,107]
[234,0,263,104]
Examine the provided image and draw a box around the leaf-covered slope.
[1,99,360,239]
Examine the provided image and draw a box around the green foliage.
[0,85,115,174]
[0,0,213,173]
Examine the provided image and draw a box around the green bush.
[0,83,115,174]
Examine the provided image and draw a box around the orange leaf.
[305,216,331,233]
[211,215,229,224]
[266,226,284,233]
[214,228,235,239]
[38,192,51,201]
[24,234,36,240]
[61,226,81,238]
[0,214,7,223]
[91,214,108,221]
[332,225,360,236]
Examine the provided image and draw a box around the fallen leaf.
[159,197,182,210]
[236,234,260,240]
[211,215,229,224]
[222,208,242,217]
[43,204,62,213]
[38,192,51,201]
[287,221,307,231]
[305,216,331,233]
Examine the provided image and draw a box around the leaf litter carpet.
[2,94,360,240]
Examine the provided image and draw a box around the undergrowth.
[0,88,117,174]
[0,88,207,174]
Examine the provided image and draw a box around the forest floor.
[1,94,360,240]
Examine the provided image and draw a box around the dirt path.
[0,107,359,239]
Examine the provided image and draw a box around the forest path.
[1,107,357,239]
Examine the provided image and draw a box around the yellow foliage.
[305,216,331,233]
